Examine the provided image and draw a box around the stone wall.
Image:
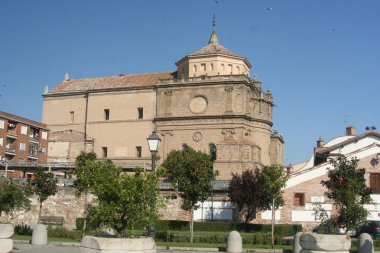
[0,188,190,229]
[1,187,88,228]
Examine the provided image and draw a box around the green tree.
[321,157,373,230]
[31,168,58,223]
[228,169,270,223]
[0,179,32,219]
[69,151,101,233]
[162,146,216,243]
[89,164,162,237]
[260,165,288,249]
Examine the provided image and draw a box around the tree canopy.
[31,167,58,223]
[0,179,32,219]
[229,169,268,223]
[88,164,162,237]
[321,157,373,229]
[162,145,217,242]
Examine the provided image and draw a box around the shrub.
[47,226,81,241]
[14,224,32,236]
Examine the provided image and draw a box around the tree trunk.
[190,207,194,243]
[271,197,275,249]
[82,190,88,237]
[38,201,43,224]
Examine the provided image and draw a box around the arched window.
[210,63,214,71]
[209,143,217,161]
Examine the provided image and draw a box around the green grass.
[13,235,80,243]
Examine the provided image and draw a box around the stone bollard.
[0,224,14,253]
[226,231,242,253]
[293,232,302,253]
[358,233,374,253]
[31,224,48,245]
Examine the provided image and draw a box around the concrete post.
[227,231,242,253]
[293,232,302,253]
[358,233,374,253]
[31,224,47,245]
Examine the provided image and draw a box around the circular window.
[189,96,207,114]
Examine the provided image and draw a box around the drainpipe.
[84,92,89,151]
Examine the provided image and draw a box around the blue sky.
[1,0,379,165]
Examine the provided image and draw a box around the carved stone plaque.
[192,132,202,142]
[189,96,207,114]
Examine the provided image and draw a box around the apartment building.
[0,111,49,178]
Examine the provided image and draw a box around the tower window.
[70,111,74,123]
[209,144,217,161]
[136,146,142,158]
[102,147,108,158]
[138,107,144,119]
[104,109,110,120]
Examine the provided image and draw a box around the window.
[210,63,214,71]
[209,143,217,161]
[29,143,39,157]
[294,193,305,206]
[201,63,206,71]
[136,146,142,158]
[20,142,26,151]
[41,131,48,140]
[104,109,110,120]
[193,65,197,72]
[0,120,4,129]
[102,147,108,158]
[228,64,233,73]
[70,111,74,123]
[138,107,143,119]
[21,125,28,135]
[182,144,188,150]
[370,173,380,194]
[236,66,240,74]
[40,147,46,155]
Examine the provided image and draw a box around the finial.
[64,73,70,81]
[212,14,216,31]
[44,85,49,94]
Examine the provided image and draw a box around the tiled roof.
[50,71,175,93]
[190,30,242,58]
[0,111,47,129]
[190,43,241,57]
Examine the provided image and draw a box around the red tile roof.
[50,71,175,93]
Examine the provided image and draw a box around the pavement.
[12,241,286,253]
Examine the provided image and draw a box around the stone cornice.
[154,114,273,126]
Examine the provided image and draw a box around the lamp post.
[146,130,161,238]
[147,130,161,172]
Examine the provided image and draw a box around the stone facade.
[42,30,284,179]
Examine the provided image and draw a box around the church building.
[42,28,284,180]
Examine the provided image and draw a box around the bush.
[14,224,32,236]
[155,230,285,244]
[154,220,301,235]
[47,226,81,241]
[75,217,101,231]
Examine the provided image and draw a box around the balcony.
[29,134,40,143]
[6,129,17,138]
[5,144,16,155]
[28,150,38,159]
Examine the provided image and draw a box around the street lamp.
[147,130,161,172]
